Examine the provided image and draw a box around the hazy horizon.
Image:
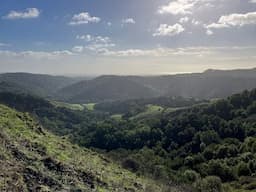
[0,66,255,77]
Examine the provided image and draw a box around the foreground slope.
[0,104,181,192]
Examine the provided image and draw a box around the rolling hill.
[0,88,255,191]
[0,73,78,97]
[56,75,159,103]
[56,68,256,103]
[0,104,183,192]
[1,68,256,103]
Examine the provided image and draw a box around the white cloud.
[101,46,256,57]
[158,0,195,15]
[122,18,136,24]
[3,8,40,19]
[76,34,93,41]
[205,23,229,29]
[0,50,73,59]
[206,29,214,35]
[158,0,213,15]
[72,46,84,53]
[76,34,111,44]
[153,24,185,37]
[86,43,116,52]
[191,19,201,25]
[0,43,10,47]
[102,47,214,57]
[76,34,115,53]
[107,22,112,26]
[218,12,256,26]
[69,12,100,25]
[179,17,190,23]
[250,0,256,3]
[206,12,256,29]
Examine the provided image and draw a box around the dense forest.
[0,89,256,191]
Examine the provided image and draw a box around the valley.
[0,70,256,191]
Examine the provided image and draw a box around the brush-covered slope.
[57,76,159,103]
[0,73,77,97]
[0,104,176,192]
[131,68,256,99]
[56,68,256,103]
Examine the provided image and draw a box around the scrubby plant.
[194,176,223,192]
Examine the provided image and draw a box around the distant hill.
[1,68,255,103]
[56,68,256,103]
[57,75,159,103]
[0,73,78,97]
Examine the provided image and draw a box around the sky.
[0,0,256,75]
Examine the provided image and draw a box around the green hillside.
[56,68,256,103]
[0,104,179,192]
[0,90,256,191]
[0,73,78,97]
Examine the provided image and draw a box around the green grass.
[130,104,164,120]
[111,114,123,120]
[0,104,173,192]
[51,101,84,111]
[83,103,96,111]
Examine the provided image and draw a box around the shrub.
[183,170,200,183]
[121,158,140,172]
[207,160,236,182]
[194,176,223,192]
[237,162,251,177]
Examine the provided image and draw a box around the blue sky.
[0,0,256,75]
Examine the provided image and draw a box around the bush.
[121,158,140,172]
[207,160,236,182]
[183,170,200,183]
[237,162,251,177]
[194,176,223,192]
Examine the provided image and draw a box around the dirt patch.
[23,166,61,191]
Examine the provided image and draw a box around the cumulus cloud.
[158,0,195,15]
[206,29,214,35]
[77,34,111,43]
[206,12,256,30]
[72,46,84,53]
[191,19,201,25]
[122,18,136,24]
[69,12,100,25]
[3,8,40,19]
[153,24,185,37]
[179,17,190,23]
[76,34,115,53]
[158,0,213,15]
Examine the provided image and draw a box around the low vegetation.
[0,104,184,192]
[0,89,256,191]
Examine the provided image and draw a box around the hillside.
[0,69,255,103]
[1,89,256,191]
[56,68,256,103]
[0,104,183,192]
[57,76,159,103]
[0,73,78,97]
